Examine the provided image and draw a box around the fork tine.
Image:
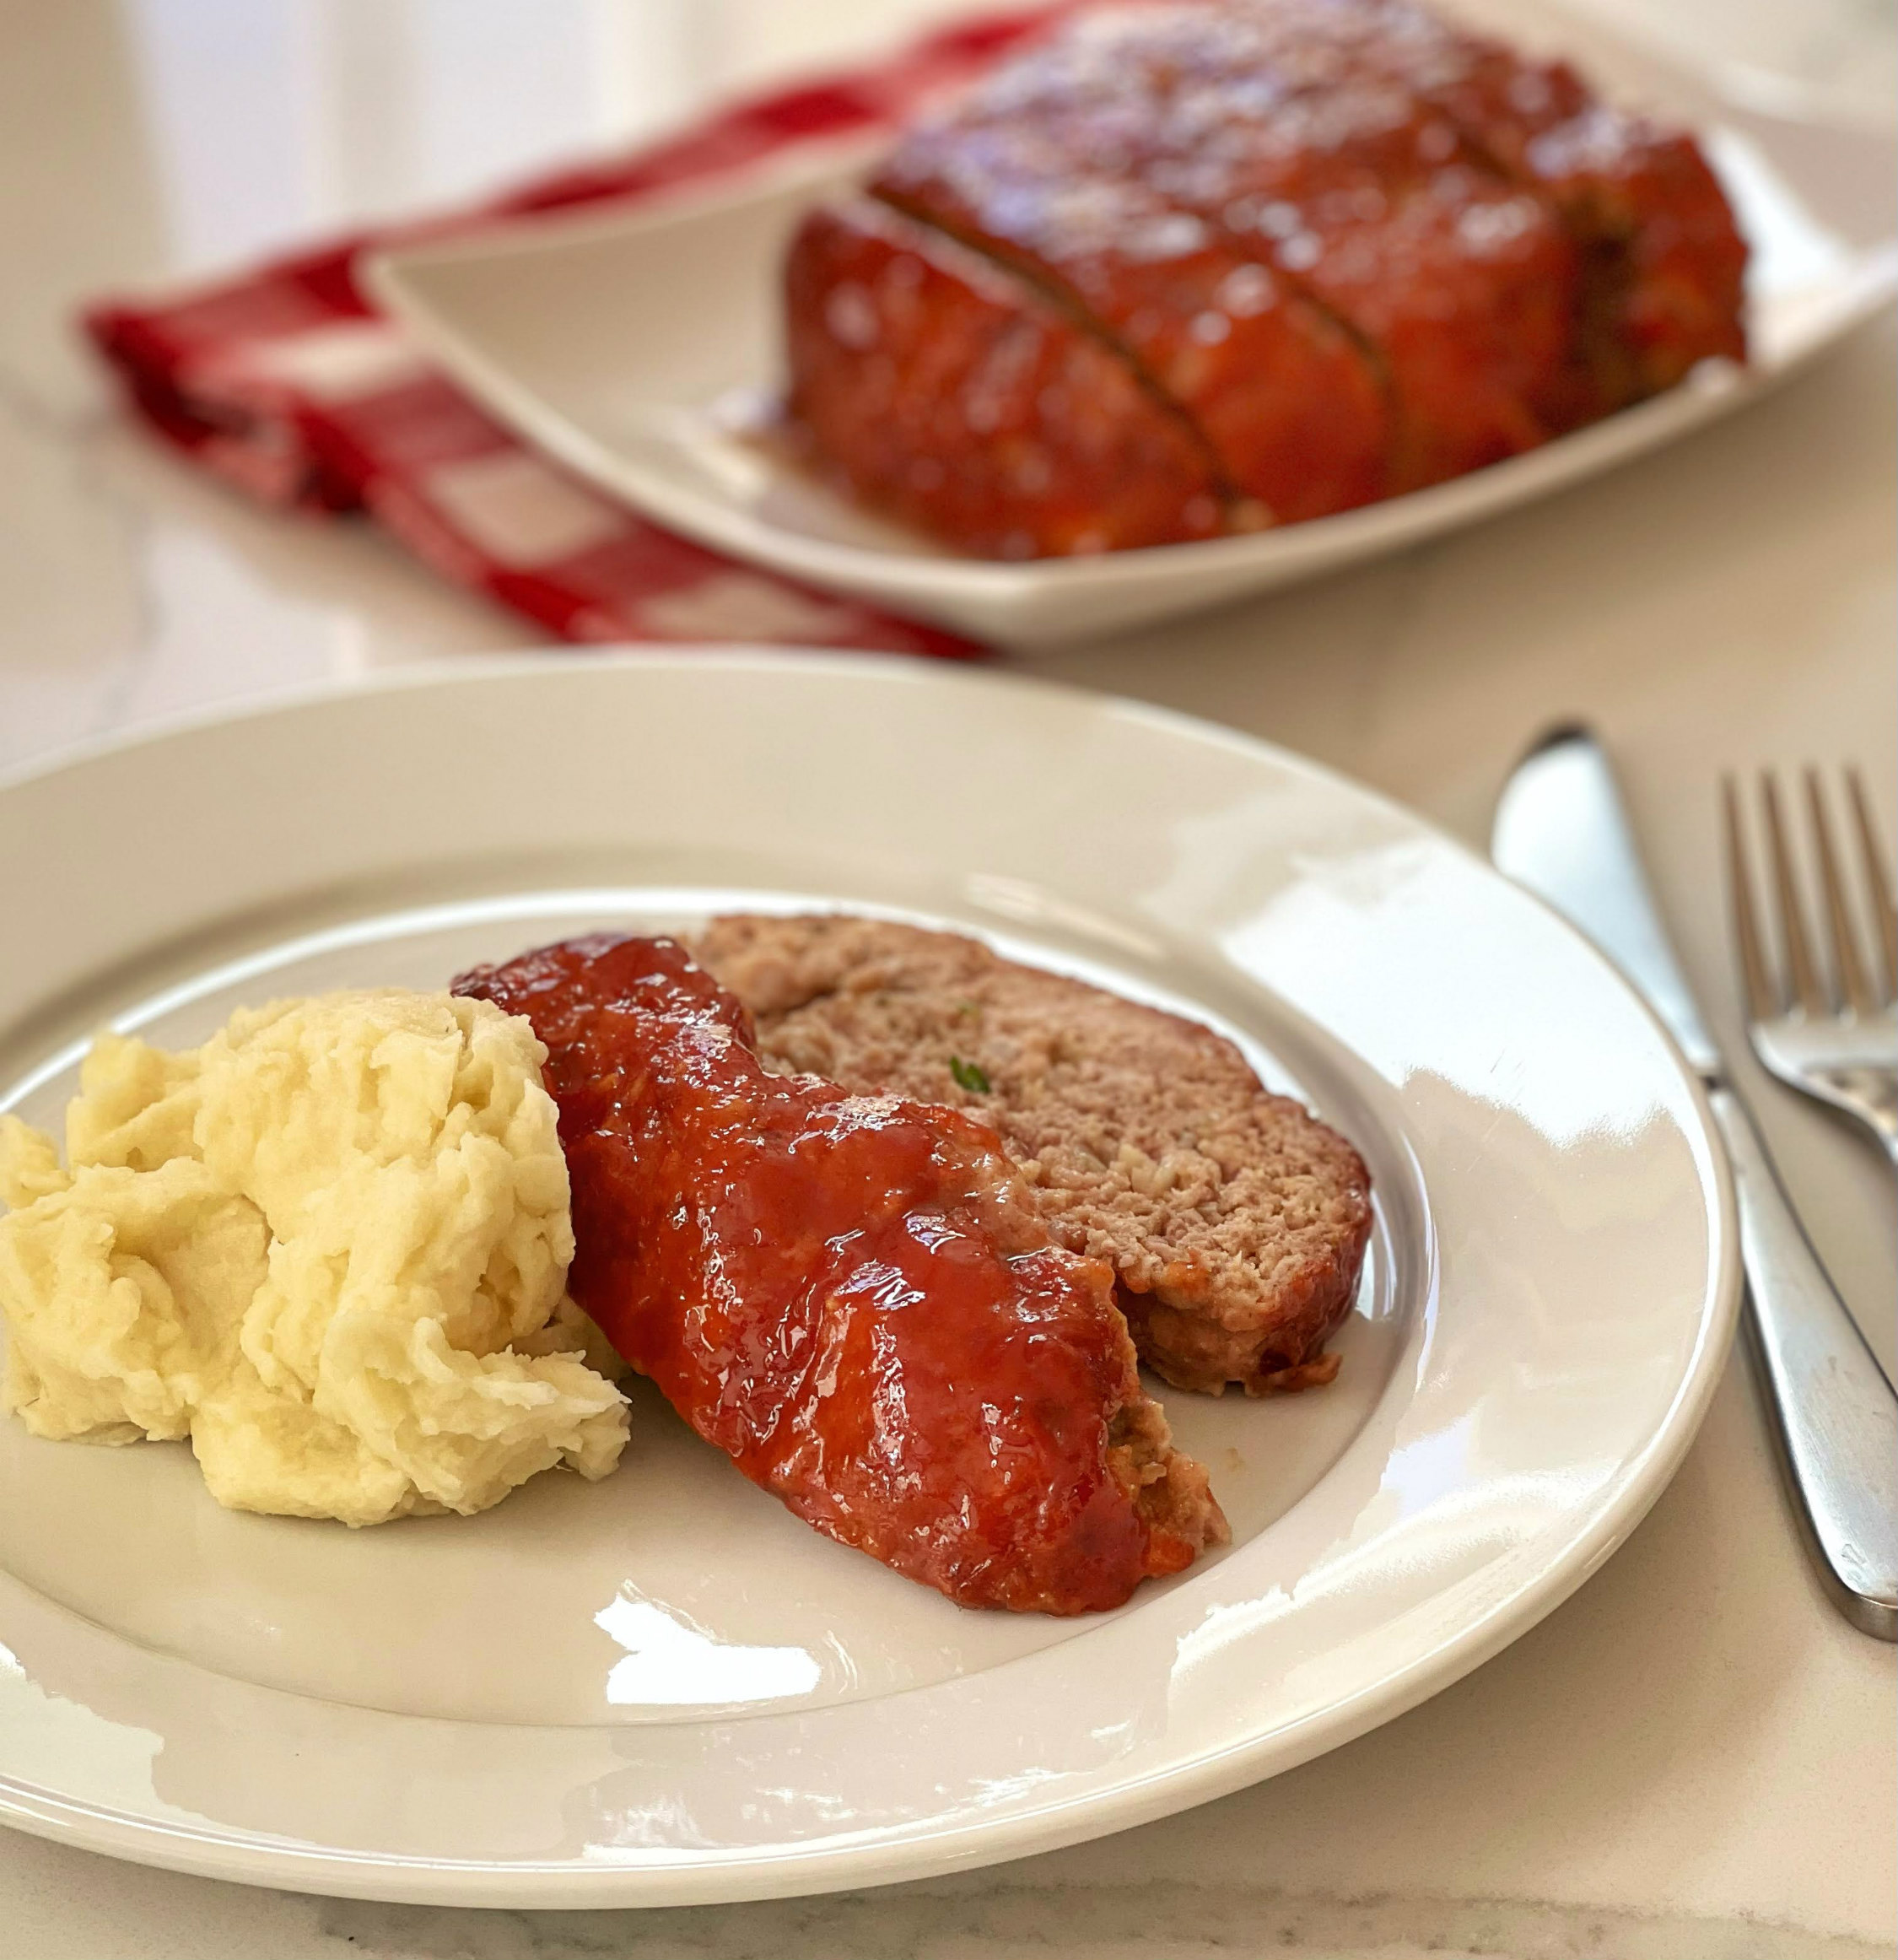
[1846,766,1898,1003]
[1761,770,1829,1014]
[1805,769,1877,1014]
[1723,774,1779,1020]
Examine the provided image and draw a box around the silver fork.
[1723,766,1898,1167]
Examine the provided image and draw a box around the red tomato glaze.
[455,933,1198,1613]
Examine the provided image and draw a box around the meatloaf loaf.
[782,0,1747,557]
[695,914,1372,1396]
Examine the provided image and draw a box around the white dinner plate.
[364,0,1898,646]
[0,651,1737,1907]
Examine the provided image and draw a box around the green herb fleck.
[948,1056,991,1094]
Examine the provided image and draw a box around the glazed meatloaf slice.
[695,915,1372,1396]
[785,197,1233,558]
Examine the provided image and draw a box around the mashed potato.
[0,991,628,1525]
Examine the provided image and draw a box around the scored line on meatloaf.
[1202,0,1747,410]
[872,125,1396,526]
[785,195,1237,558]
[694,914,1373,1397]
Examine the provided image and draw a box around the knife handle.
[1711,1086,1898,1639]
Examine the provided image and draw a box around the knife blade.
[1492,724,1898,1641]
[1492,724,1721,1077]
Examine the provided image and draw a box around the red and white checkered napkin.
[84,8,1066,661]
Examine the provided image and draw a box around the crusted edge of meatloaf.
[1109,1390,1231,1566]
[693,913,1374,1396]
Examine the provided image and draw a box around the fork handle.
[1712,1086,1898,1639]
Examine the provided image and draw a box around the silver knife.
[1493,725,1898,1641]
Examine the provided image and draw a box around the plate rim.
[0,648,1743,1907]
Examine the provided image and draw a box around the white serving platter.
[364,0,1898,645]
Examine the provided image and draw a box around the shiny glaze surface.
[785,197,1228,558]
[871,157,1392,525]
[1283,0,1750,401]
[455,933,1197,1613]
[876,3,1578,493]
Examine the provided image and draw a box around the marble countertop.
[1,2,1894,1954]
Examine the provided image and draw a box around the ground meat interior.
[695,914,1374,1397]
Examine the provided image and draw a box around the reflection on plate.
[0,651,1737,1905]
[366,0,1896,643]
